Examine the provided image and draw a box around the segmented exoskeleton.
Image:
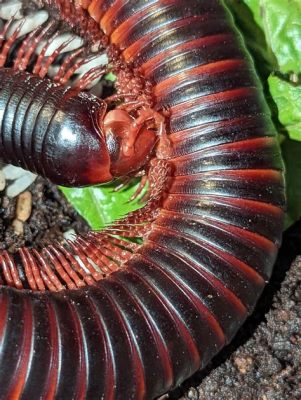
[0,1,285,399]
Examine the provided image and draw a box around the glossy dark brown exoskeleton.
[0,68,162,186]
[0,1,285,399]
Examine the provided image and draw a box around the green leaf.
[268,75,301,141]
[230,0,301,74]
[282,138,301,227]
[225,1,277,79]
[221,1,301,229]
[105,72,116,82]
[239,0,264,28]
[259,0,301,73]
[60,182,144,230]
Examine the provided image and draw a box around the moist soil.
[0,177,89,252]
[1,178,300,400]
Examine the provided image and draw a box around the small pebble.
[277,309,289,322]
[187,387,198,400]
[16,191,32,222]
[12,219,24,236]
[0,170,6,191]
[234,355,253,374]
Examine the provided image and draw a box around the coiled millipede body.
[0,1,285,399]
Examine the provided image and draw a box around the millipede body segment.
[0,68,113,186]
[0,1,285,399]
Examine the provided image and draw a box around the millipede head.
[103,108,158,177]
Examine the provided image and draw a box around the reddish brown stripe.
[8,298,33,399]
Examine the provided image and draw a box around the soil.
[0,177,89,252]
[1,178,300,400]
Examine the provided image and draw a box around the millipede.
[0,1,285,399]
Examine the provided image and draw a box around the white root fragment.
[16,191,32,222]
[3,164,28,180]
[0,1,22,20]
[63,229,77,242]
[36,33,84,56]
[2,165,37,198]
[75,54,108,74]
[6,171,37,198]
[74,255,91,274]
[7,10,49,38]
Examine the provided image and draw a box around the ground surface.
[0,177,89,252]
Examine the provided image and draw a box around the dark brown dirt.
[170,222,301,400]
[0,177,89,252]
